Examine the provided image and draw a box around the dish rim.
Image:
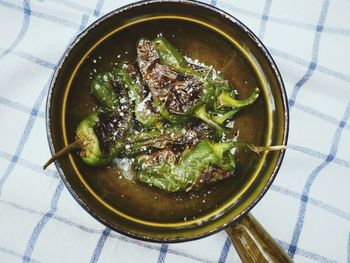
[46,0,289,242]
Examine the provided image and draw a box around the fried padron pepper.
[113,62,164,128]
[136,38,260,138]
[43,100,133,168]
[152,37,260,112]
[135,140,284,192]
[90,72,119,111]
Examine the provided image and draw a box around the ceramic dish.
[46,1,290,261]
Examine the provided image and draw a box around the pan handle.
[225,213,293,263]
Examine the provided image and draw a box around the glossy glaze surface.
[227,214,294,262]
[47,0,288,241]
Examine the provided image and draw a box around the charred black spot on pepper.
[166,76,203,114]
[94,86,132,155]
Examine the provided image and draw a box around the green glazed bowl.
[46,0,288,243]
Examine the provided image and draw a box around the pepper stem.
[232,142,287,154]
[217,88,260,108]
[194,105,228,134]
[43,140,84,170]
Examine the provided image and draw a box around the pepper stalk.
[152,37,261,124]
[136,139,287,192]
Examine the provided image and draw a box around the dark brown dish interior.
[47,0,287,241]
[67,19,266,222]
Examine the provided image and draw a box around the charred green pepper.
[43,85,134,168]
[75,113,125,165]
[152,37,195,76]
[43,112,127,168]
[135,139,286,192]
[135,140,236,192]
[113,62,163,128]
[137,38,225,135]
[136,38,197,124]
[44,116,204,168]
[122,125,207,157]
[90,72,118,110]
[152,37,260,115]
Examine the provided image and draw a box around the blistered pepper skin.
[75,108,133,166]
[113,63,163,128]
[153,37,194,75]
[152,37,260,119]
[90,72,119,110]
[75,113,117,166]
[76,115,199,166]
[135,140,236,192]
[44,37,268,177]
[123,125,207,157]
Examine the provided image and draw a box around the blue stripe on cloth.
[157,244,169,263]
[0,198,103,234]
[288,164,329,256]
[4,196,340,263]
[277,239,339,263]
[331,158,350,168]
[215,1,350,36]
[210,0,217,6]
[22,180,64,262]
[288,0,329,108]
[0,150,58,178]
[0,0,80,29]
[216,2,350,85]
[89,228,111,263]
[317,64,350,84]
[1,197,215,263]
[0,49,56,69]
[20,13,90,262]
[324,27,350,36]
[258,0,272,39]
[0,11,89,261]
[267,15,350,36]
[288,144,327,159]
[269,46,309,66]
[218,237,231,263]
[216,1,271,20]
[6,196,212,262]
[267,13,350,37]
[50,0,94,15]
[0,11,89,194]
[288,144,350,168]
[0,97,45,118]
[0,82,49,196]
[288,101,350,257]
[271,185,350,221]
[73,14,89,39]
[0,246,41,263]
[268,47,350,83]
[0,0,31,61]
[293,102,350,130]
[93,0,104,17]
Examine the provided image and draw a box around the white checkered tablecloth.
[0,0,349,262]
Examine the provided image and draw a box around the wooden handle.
[226,213,293,263]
